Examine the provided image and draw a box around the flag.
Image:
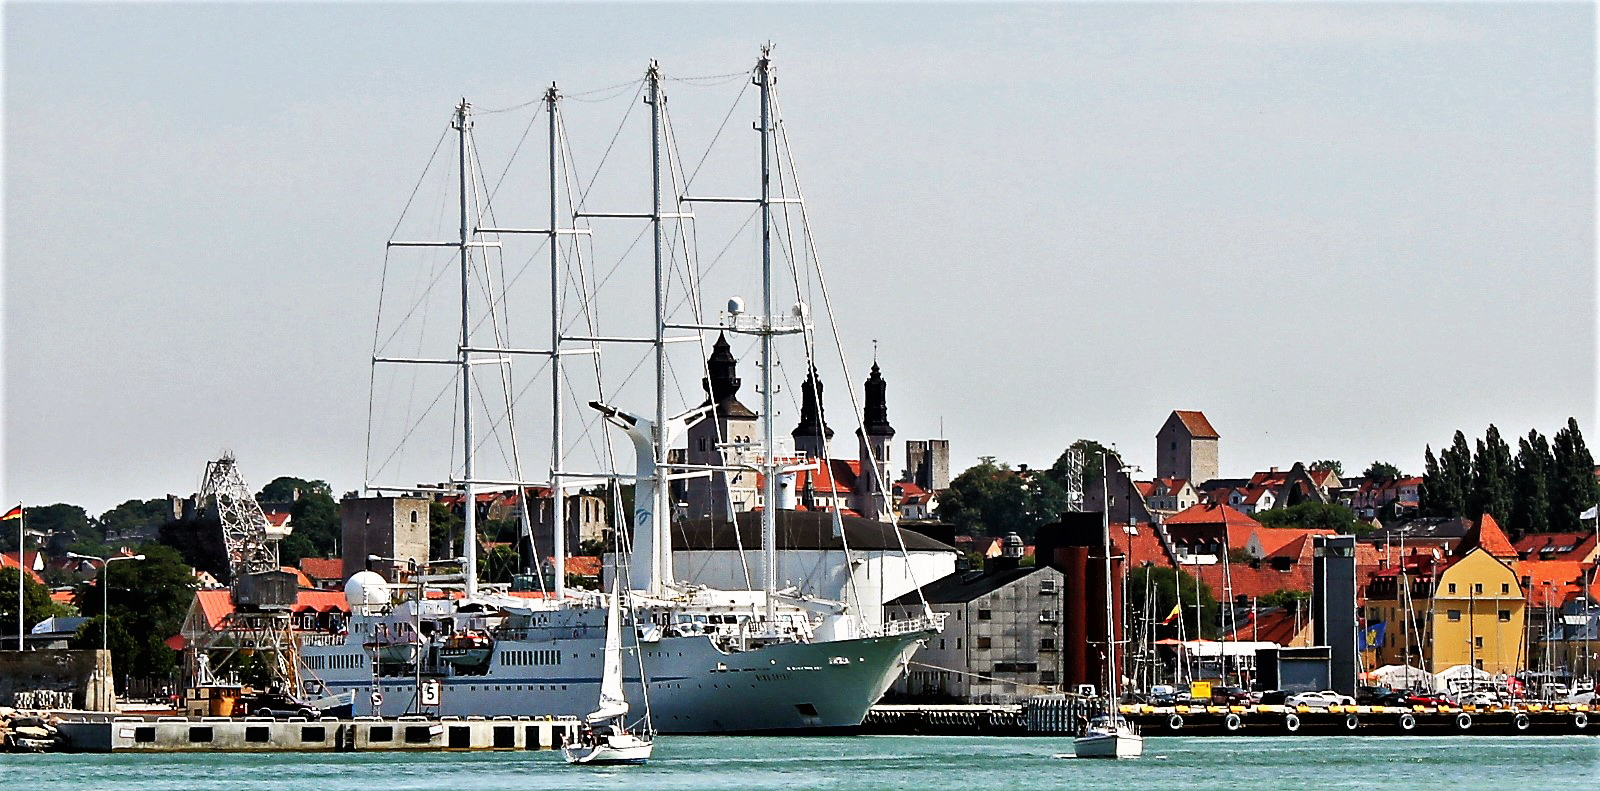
[1581,505,1598,521]
[1161,603,1182,625]
[1,505,20,521]
[1359,621,1386,651]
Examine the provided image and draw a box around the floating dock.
[1036,698,1593,736]
[52,715,580,753]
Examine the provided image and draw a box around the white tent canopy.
[1368,664,1438,691]
[1434,664,1496,691]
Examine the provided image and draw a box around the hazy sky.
[3,2,1594,516]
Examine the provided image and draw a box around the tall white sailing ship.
[295,49,943,733]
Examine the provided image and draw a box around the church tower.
[683,333,759,520]
[856,362,895,521]
[791,365,834,461]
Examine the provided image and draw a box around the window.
[1498,609,1511,622]
[977,609,992,621]
[1039,610,1058,623]
[956,638,962,649]
[410,510,418,523]
[1447,609,1461,621]
[1040,638,1057,651]
[976,637,991,649]
[1040,579,1057,594]
[1474,637,1484,649]
[1448,583,1457,594]
[1041,670,1057,684]
[1501,583,1509,594]
[1473,583,1483,594]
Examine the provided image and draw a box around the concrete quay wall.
[56,715,580,753]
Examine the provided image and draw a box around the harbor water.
[6,734,1597,789]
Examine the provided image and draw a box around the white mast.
[548,83,566,601]
[455,99,479,599]
[1102,453,1119,708]
[756,48,779,625]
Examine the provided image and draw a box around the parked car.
[1402,692,1456,707]
[1456,691,1498,706]
[1256,690,1290,706]
[1218,687,1251,705]
[1286,691,1356,709]
[1357,685,1408,706]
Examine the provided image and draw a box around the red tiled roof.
[1166,502,1262,528]
[1457,513,1518,560]
[0,552,43,585]
[264,511,292,528]
[1515,559,1593,606]
[49,590,74,604]
[548,555,601,576]
[1223,607,1305,645]
[299,557,345,582]
[1513,532,1597,560]
[1171,410,1219,439]
[194,589,351,630]
[1134,481,1157,498]
[280,566,315,590]
[893,481,928,498]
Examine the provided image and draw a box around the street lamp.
[68,552,145,654]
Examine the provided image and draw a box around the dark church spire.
[861,362,894,437]
[792,365,834,456]
[701,332,755,418]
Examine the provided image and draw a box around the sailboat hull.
[563,734,653,765]
[1071,731,1144,759]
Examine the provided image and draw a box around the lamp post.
[68,552,145,654]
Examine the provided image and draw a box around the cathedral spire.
[700,332,755,419]
[792,365,834,458]
[861,362,894,438]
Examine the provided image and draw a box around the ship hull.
[302,627,930,733]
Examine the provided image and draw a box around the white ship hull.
[563,733,653,765]
[301,621,930,733]
[1072,722,1143,759]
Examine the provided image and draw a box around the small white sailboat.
[563,578,654,765]
[1073,456,1143,759]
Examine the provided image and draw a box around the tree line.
[1420,417,1599,534]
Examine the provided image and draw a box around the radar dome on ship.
[344,570,390,613]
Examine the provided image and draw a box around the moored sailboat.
[1073,454,1143,759]
[564,577,653,765]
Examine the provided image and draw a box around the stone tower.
[791,365,834,461]
[684,333,759,519]
[1156,410,1219,485]
[856,362,895,521]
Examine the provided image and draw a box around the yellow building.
[1364,514,1526,675]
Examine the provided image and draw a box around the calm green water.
[6,735,1597,790]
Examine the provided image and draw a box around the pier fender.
[1166,713,1184,731]
[1398,713,1417,732]
[1572,711,1587,731]
[1282,713,1301,733]
[1513,712,1530,732]
[1223,713,1242,732]
[1453,712,1472,732]
[1343,714,1360,732]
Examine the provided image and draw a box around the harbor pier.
[50,715,580,753]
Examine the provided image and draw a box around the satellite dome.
[727,296,745,315]
[344,570,390,614]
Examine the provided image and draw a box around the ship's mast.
[1101,453,1119,710]
[649,62,671,597]
[548,84,566,601]
[455,99,479,599]
[756,48,778,624]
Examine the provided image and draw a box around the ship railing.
[880,612,946,637]
[298,633,348,648]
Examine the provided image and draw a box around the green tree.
[1551,417,1600,530]
[281,489,340,564]
[429,501,463,560]
[1310,460,1344,477]
[71,544,196,686]
[480,545,522,583]
[1129,565,1220,639]
[1258,589,1312,612]
[1469,425,1515,525]
[937,460,1033,538]
[256,477,333,503]
[1363,462,1403,482]
[1421,434,1472,518]
[1511,429,1553,535]
[1045,439,1111,494]
[2,503,94,554]
[1255,501,1369,535]
[99,499,172,540]
[0,566,71,635]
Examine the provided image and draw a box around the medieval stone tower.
[683,333,759,519]
[1156,409,1219,485]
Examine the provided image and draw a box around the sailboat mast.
[548,84,566,601]
[1102,454,1118,704]
[648,63,670,597]
[456,99,479,599]
[756,49,778,624]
